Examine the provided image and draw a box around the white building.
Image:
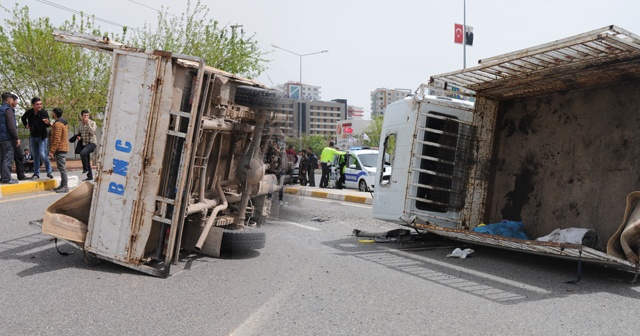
[266,98,345,141]
[275,81,322,101]
[370,88,411,117]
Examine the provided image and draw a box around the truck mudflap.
[411,222,639,273]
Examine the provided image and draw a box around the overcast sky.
[3,0,640,115]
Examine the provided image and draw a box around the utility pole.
[463,0,466,69]
[271,45,328,147]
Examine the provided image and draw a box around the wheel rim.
[359,180,367,191]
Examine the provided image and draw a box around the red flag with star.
[454,23,463,44]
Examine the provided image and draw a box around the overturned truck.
[373,25,640,274]
[39,31,285,277]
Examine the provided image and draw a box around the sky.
[2,0,640,116]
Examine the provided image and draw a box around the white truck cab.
[373,95,474,224]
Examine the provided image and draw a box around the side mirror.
[349,164,356,169]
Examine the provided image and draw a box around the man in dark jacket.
[21,97,53,179]
[0,92,20,184]
[13,143,26,180]
[22,149,33,173]
[298,150,308,186]
[306,147,318,187]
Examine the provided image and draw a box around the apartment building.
[370,88,412,117]
[274,82,322,101]
[266,98,345,141]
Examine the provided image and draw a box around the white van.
[330,148,390,192]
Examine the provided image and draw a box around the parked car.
[330,148,390,192]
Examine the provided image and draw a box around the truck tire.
[235,86,280,108]
[221,228,266,251]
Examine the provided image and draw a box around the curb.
[0,176,80,198]
[283,186,373,205]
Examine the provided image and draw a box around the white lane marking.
[391,248,551,294]
[0,192,54,204]
[230,264,316,335]
[269,220,320,231]
[301,196,372,209]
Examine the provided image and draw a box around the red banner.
[454,23,463,44]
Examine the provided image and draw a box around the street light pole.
[271,45,328,147]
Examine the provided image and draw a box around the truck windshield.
[358,154,378,168]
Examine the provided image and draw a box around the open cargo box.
[41,31,282,277]
[373,25,640,273]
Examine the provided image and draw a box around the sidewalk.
[0,160,91,198]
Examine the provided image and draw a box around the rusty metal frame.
[413,222,637,272]
[430,25,640,100]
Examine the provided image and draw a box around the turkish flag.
[454,23,463,44]
[344,127,353,134]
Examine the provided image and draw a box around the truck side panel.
[85,51,163,262]
[128,58,178,261]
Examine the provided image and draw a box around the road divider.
[0,175,80,198]
[283,186,373,205]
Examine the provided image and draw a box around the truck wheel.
[221,228,266,251]
[235,86,280,108]
[359,180,369,192]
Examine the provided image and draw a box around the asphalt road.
[2,190,640,335]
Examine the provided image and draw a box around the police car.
[330,148,391,192]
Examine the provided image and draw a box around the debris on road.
[446,248,475,259]
[352,228,411,238]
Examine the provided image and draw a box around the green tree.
[0,4,115,128]
[128,0,266,78]
[284,134,328,157]
[1,1,267,130]
[361,116,384,148]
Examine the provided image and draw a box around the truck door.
[373,99,419,223]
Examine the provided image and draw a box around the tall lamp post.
[271,44,328,146]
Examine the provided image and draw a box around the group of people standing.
[0,92,97,191]
[290,145,318,188]
[264,140,319,204]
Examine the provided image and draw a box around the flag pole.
[463,0,466,69]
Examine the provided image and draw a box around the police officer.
[319,141,344,188]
